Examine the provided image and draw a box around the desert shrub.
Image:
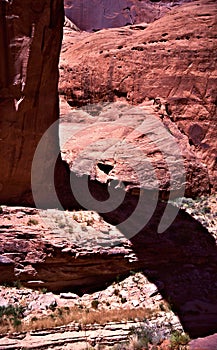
[27,218,39,226]
[40,288,47,294]
[129,326,152,346]
[0,305,24,318]
[13,318,22,327]
[49,303,57,312]
[114,288,119,296]
[58,308,63,316]
[170,330,190,349]
[202,206,211,214]
[116,275,120,283]
[121,297,127,304]
[0,304,25,329]
[129,324,166,347]
[159,302,166,311]
[91,300,99,309]
[13,280,22,288]
[128,333,150,349]
[31,316,38,322]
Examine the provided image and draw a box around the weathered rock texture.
[0,0,65,206]
[0,204,217,338]
[59,99,209,198]
[190,333,217,350]
[0,0,217,342]
[0,206,136,292]
[59,0,217,197]
[0,320,178,349]
[64,0,191,32]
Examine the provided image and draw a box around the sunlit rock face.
[60,0,217,197]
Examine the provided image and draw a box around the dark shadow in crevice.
[7,155,217,339]
[97,186,217,339]
[62,175,217,339]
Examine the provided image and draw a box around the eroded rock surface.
[59,0,217,197]
[0,0,65,206]
[59,99,209,198]
[190,333,217,350]
[0,206,136,292]
[64,0,191,32]
[0,317,181,350]
[0,0,217,345]
[0,202,217,338]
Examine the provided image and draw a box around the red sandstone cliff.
[0,0,217,341]
[64,0,191,32]
[59,0,217,197]
[0,0,65,206]
[1,0,215,206]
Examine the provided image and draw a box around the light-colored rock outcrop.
[64,16,81,31]
[0,203,217,338]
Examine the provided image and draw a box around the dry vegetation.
[0,305,155,334]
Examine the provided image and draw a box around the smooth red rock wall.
[64,0,190,32]
[0,0,64,205]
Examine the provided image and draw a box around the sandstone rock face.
[190,334,217,350]
[64,0,190,32]
[64,16,81,31]
[0,0,65,205]
[1,204,217,338]
[0,318,181,349]
[0,206,136,292]
[59,0,217,197]
[0,0,217,342]
[59,99,209,199]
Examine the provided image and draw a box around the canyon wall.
[1,0,216,206]
[60,0,217,196]
[0,0,65,206]
[64,0,191,32]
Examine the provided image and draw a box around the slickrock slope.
[64,0,191,32]
[59,99,209,198]
[0,0,67,206]
[59,0,217,197]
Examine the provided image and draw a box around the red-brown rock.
[64,0,190,32]
[0,0,65,206]
[1,203,217,338]
[190,333,217,350]
[59,0,217,197]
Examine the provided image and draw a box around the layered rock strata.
[0,204,217,337]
